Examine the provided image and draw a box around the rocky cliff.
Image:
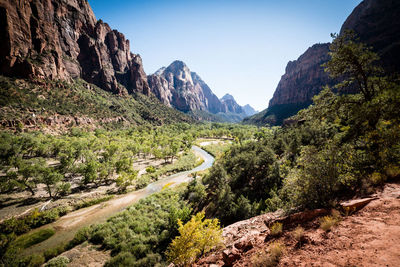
[220,94,244,114]
[340,0,400,74]
[248,0,400,126]
[0,0,149,95]
[268,43,334,107]
[148,61,225,114]
[148,61,257,122]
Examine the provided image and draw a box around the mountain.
[148,61,255,122]
[245,0,400,126]
[0,0,193,128]
[242,104,257,116]
[148,61,223,113]
[0,0,150,96]
[220,94,244,114]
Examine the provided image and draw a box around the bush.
[269,222,283,237]
[319,215,339,232]
[166,212,223,266]
[292,226,305,243]
[252,241,285,267]
[145,166,156,173]
[85,188,191,266]
[19,254,45,267]
[44,256,70,267]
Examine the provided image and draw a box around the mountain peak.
[168,60,187,69]
[221,94,235,102]
[243,104,257,116]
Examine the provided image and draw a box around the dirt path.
[22,146,214,256]
[279,183,400,267]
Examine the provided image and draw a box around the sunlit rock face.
[148,60,224,113]
[0,0,149,95]
[220,94,244,114]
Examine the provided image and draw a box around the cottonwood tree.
[166,212,223,266]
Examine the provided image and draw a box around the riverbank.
[22,146,213,257]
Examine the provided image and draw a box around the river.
[24,145,214,255]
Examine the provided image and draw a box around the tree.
[41,169,63,199]
[323,30,383,102]
[166,212,223,266]
[115,170,138,192]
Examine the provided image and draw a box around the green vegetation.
[13,228,55,249]
[137,152,200,189]
[0,122,257,266]
[252,241,285,267]
[86,188,191,266]
[166,212,223,266]
[74,195,114,209]
[185,32,400,227]
[44,256,70,267]
[200,141,231,158]
[0,77,192,127]
[0,207,69,236]
[269,222,283,237]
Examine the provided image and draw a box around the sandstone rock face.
[268,43,334,107]
[148,61,257,119]
[340,0,400,75]
[220,94,244,114]
[259,0,400,125]
[0,0,149,95]
[148,61,225,113]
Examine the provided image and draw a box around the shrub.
[292,226,305,243]
[44,256,70,267]
[145,166,156,173]
[319,215,339,232]
[252,241,285,267]
[269,222,283,237]
[166,212,223,266]
[20,254,45,267]
[68,226,91,248]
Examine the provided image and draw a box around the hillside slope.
[196,183,400,266]
[0,76,193,131]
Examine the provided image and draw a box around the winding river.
[24,145,214,255]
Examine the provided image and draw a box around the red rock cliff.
[0,0,149,95]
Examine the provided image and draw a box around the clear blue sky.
[89,0,362,111]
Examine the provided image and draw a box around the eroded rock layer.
[0,0,149,95]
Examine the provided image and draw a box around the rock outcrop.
[148,61,222,113]
[249,0,400,126]
[148,61,256,121]
[220,94,244,114]
[340,0,400,75]
[148,61,228,114]
[0,0,149,95]
[268,43,333,107]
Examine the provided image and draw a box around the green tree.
[115,170,138,192]
[166,212,223,266]
[41,169,63,199]
[323,30,383,102]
